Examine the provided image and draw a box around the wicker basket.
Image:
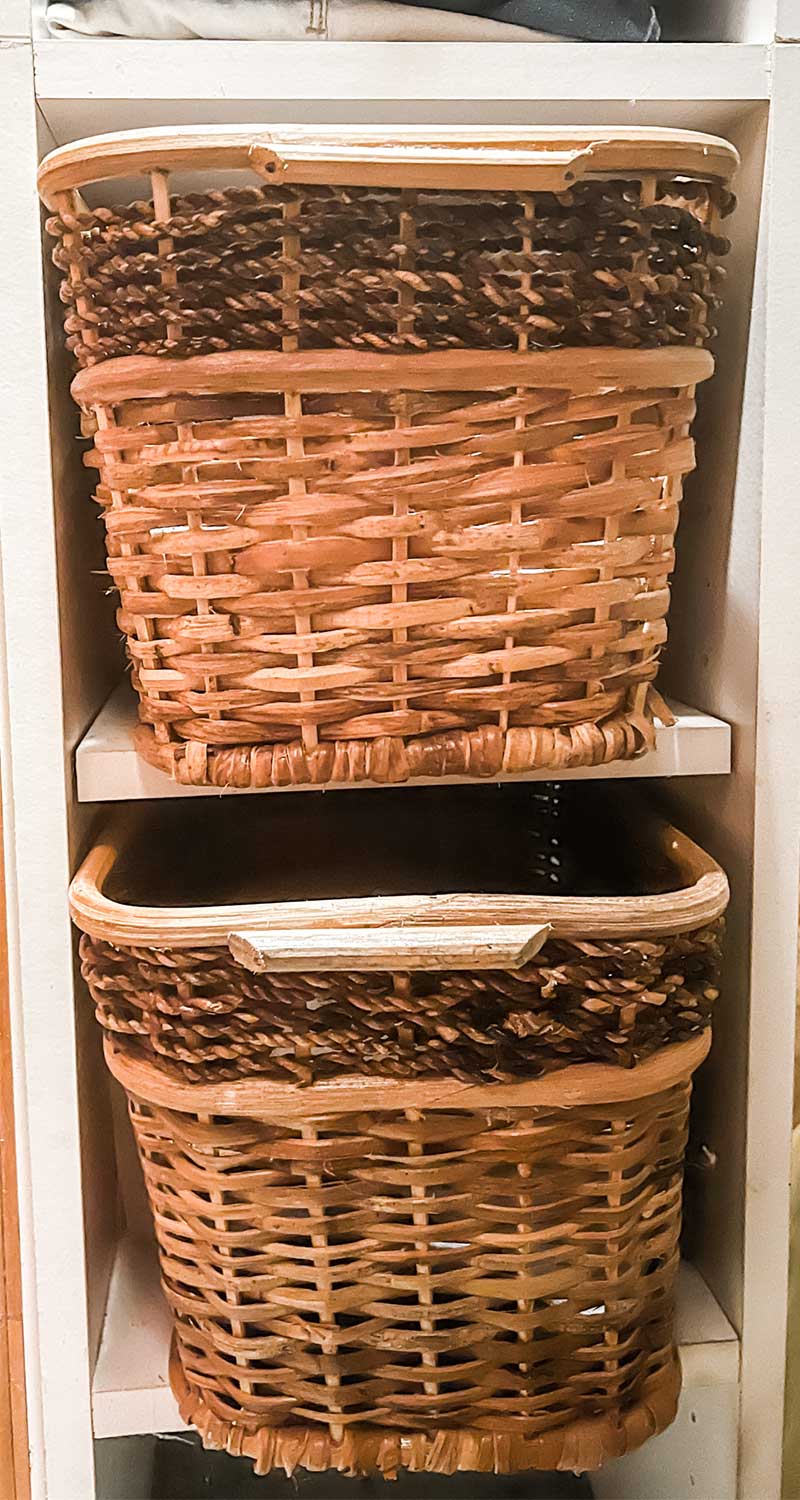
[105,1028,709,1476]
[38,126,736,366]
[71,344,713,786]
[39,128,737,787]
[71,786,728,1086]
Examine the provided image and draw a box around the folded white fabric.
[47,0,567,40]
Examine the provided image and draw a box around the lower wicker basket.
[105,1030,709,1477]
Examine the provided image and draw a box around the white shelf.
[75,682,731,801]
[91,1234,738,1441]
[92,1238,189,1440]
[32,42,772,140]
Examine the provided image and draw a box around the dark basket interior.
[104,783,684,910]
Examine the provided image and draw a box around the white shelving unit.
[2,6,799,1500]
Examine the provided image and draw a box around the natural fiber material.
[80,920,722,1085]
[46,177,732,368]
[106,1034,704,1475]
[72,345,711,788]
[171,1347,681,1477]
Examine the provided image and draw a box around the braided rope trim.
[46,178,733,368]
[80,918,722,1086]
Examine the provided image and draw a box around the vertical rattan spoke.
[282,195,318,753]
[300,1121,346,1442]
[150,170,182,349]
[501,195,536,736]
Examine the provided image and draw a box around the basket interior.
[103,784,686,909]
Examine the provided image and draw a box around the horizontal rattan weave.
[106,1033,707,1476]
[72,346,712,788]
[39,126,736,368]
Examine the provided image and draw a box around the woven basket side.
[76,350,703,788]
[123,1071,691,1463]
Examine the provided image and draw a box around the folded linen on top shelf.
[46,0,658,40]
[46,0,566,39]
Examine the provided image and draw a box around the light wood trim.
[69,804,729,948]
[37,125,739,207]
[229,921,552,973]
[105,1028,711,1117]
[72,346,715,405]
[0,792,30,1500]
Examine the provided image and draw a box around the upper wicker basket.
[38,125,737,367]
[38,128,738,788]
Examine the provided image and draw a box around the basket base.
[170,1340,681,1478]
[137,700,664,790]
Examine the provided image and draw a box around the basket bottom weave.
[137,705,660,790]
[170,1341,681,1478]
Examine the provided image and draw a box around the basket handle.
[247,136,621,190]
[228,922,552,974]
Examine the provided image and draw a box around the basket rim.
[72,346,716,406]
[38,124,738,207]
[104,1028,710,1114]
[69,793,729,949]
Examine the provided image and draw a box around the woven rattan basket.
[38,128,737,787]
[105,1027,709,1476]
[38,126,737,365]
[72,344,712,786]
[71,786,728,1086]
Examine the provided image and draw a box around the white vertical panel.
[739,44,800,1500]
[0,2,32,38]
[0,37,96,1500]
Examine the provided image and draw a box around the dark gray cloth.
[393,0,659,38]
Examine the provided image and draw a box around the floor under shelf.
[92,1235,739,1443]
[75,683,731,801]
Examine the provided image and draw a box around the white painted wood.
[776,0,800,36]
[31,41,772,122]
[35,101,124,1387]
[592,1376,739,1500]
[92,1236,736,1442]
[1,1,33,37]
[654,104,767,1344]
[736,45,800,1500]
[29,1,48,41]
[93,1238,190,1441]
[76,683,732,800]
[0,35,97,1500]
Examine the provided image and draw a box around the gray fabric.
[397,0,659,38]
